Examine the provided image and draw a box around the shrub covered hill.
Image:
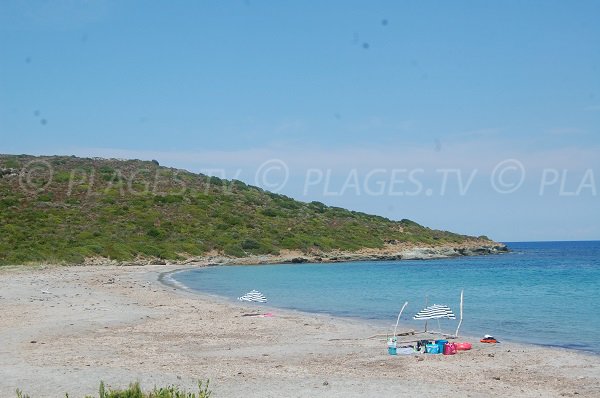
[0,154,506,266]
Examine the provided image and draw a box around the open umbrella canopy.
[413,304,456,320]
[237,290,267,303]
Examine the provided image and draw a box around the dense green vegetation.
[0,154,487,265]
[16,380,211,398]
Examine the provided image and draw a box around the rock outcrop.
[81,243,509,267]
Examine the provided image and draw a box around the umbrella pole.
[394,301,408,337]
[455,289,464,337]
[424,295,428,333]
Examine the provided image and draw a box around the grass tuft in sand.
[16,380,211,398]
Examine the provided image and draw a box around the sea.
[171,241,600,354]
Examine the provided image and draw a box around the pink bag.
[443,342,457,355]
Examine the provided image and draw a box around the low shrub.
[16,380,211,398]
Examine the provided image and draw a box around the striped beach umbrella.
[413,304,456,320]
[237,290,267,303]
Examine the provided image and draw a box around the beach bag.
[435,339,448,353]
[426,344,440,354]
[416,340,428,352]
[443,342,457,355]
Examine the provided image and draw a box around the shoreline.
[1,264,598,397]
[161,266,600,357]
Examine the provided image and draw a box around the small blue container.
[387,337,397,355]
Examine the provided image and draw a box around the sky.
[1,0,599,242]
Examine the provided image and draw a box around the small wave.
[160,270,190,290]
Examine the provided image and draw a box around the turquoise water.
[172,241,600,353]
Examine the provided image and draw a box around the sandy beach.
[1,265,599,398]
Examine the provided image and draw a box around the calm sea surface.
[172,241,600,353]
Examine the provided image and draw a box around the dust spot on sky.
[25,57,32,64]
[40,119,47,126]
[33,110,40,117]
[381,19,388,26]
[362,42,370,50]
[334,113,341,120]
[434,138,442,152]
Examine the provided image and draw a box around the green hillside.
[0,154,490,265]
